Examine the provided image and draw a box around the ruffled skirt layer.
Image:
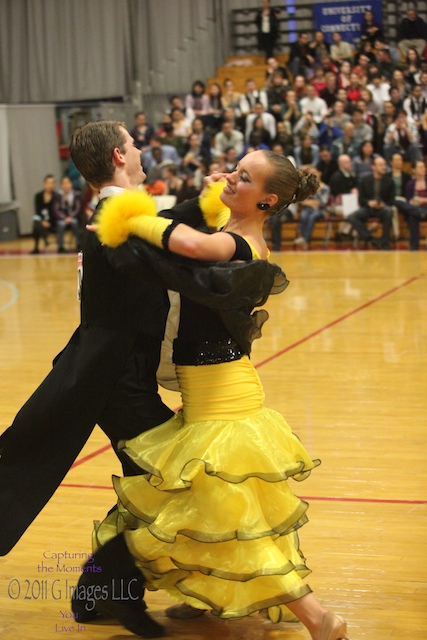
[95,360,320,623]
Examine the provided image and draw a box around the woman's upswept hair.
[263,151,320,214]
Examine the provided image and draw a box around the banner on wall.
[313,1,383,44]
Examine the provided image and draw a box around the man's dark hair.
[69,121,126,189]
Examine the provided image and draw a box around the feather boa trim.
[97,190,157,247]
[199,181,230,229]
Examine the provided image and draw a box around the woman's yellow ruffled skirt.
[94,357,320,623]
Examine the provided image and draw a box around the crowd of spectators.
[32,8,427,253]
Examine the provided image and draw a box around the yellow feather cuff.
[199,181,230,230]
[97,190,157,247]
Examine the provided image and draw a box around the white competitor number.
[77,251,83,300]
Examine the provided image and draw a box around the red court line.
[71,444,112,469]
[67,273,424,472]
[59,483,427,505]
[255,273,423,369]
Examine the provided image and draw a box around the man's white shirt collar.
[99,186,125,200]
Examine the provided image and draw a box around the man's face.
[61,177,72,194]
[136,114,146,127]
[306,85,316,99]
[413,85,422,99]
[246,80,256,93]
[120,127,145,186]
[374,157,387,176]
[222,122,233,135]
[391,154,403,170]
[340,155,351,172]
[300,33,309,45]
[407,10,416,21]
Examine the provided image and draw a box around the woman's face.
[408,49,417,62]
[341,61,351,74]
[193,83,204,95]
[415,161,426,178]
[220,151,277,214]
[210,84,220,96]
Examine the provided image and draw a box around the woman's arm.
[168,226,236,261]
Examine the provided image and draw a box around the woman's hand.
[86,224,98,233]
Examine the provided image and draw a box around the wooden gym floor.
[0,240,426,639]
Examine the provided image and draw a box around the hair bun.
[294,171,320,203]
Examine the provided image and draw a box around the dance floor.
[0,242,426,639]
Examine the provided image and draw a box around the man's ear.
[112,147,126,167]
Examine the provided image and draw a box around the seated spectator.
[352,54,370,86]
[360,9,383,45]
[31,174,56,254]
[294,134,320,169]
[157,112,173,137]
[282,89,302,128]
[159,122,185,157]
[163,164,183,197]
[394,159,427,250]
[389,85,404,112]
[191,117,212,162]
[272,121,294,156]
[390,152,412,201]
[53,176,82,253]
[356,40,377,65]
[319,73,338,108]
[176,173,201,204]
[311,65,327,95]
[330,32,353,64]
[245,102,276,142]
[293,111,319,144]
[182,133,207,173]
[397,8,427,58]
[403,84,427,137]
[318,52,338,76]
[421,71,427,100]
[390,69,412,101]
[223,106,240,132]
[293,74,308,100]
[239,78,268,119]
[300,84,328,124]
[142,136,181,173]
[145,150,168,193]
[330,100,351,132]
[329,154,358,198]
[289,31,314,78]
[185,80,209,120]
[347,156,395,249]
[359,89,380,117]
[352,140,377,183]
[351,107,374,145]
[336,87,352,113]
[405,48,422,87]
[169,95,195,125]
[223,146,238,173]
[193,158,210,191]
[205,82,224,133]
[248,116,272,148]
[171,107,192,138]
[367,75,390,114]
[383,109,421,164]
[317,115,342,148]
[308,30,330,62]
[129,111,155,151]
[266,71,288,121]
[378,100,397,136]
[331,122,361,159]
[347,72,363,104]
[221,78,242,114]
[295,166,331,248]
[317,146,338,185]
[338,60,352,89]
[214,120,244,157]
[265,57,290,87]
[376,47,396,81]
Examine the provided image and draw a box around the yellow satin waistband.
[176,356,265,422]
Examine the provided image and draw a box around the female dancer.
[75,151,351,640]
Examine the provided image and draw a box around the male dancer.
[0,121,205,558]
